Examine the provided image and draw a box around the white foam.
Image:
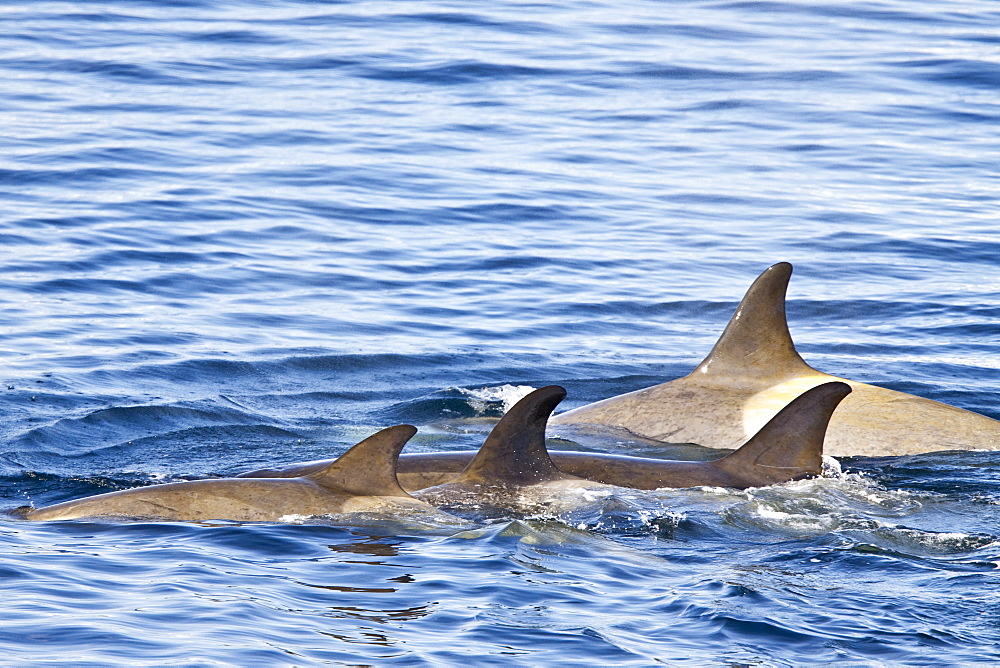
[821,455,843,477]
[578,488,614,502]
[121,470,174,481]
[459,384,537,414]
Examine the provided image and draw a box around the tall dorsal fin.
[456,385,570,486]
[692,262,814,381]
[307,425,417,497]
[715,381,851,480]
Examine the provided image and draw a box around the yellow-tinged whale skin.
[550,262,1000,457]
[24,426,431,522]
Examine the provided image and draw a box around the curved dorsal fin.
[456,385,569,486]
[716,381,851,480]
[307,425,417,497]
[692,262,814,381]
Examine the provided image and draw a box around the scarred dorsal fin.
[691,262,814,382]
[456,385,569,486]
[307,425,417,497]
[715,381,851,480]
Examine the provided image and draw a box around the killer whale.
[412,385,612,515]
[241,380,852,490]
[24,425,434,522]
[549,262,1000,457]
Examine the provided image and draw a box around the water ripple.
[2,0,1000,663]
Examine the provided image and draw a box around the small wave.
[720,473,927,535]
[376,384,538,424]
[458,384,537,414]
[8,400,274,455]
[563,494,686,537]
[842,526,999,557]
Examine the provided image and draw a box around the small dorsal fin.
[307,425,417,497]
[456,385,569,486]
[692,262,814,381]
[716,381,851,480]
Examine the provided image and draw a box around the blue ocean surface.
[2,0,999,664]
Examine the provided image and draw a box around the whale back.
[306,424,417,497]
[453,385,571,486]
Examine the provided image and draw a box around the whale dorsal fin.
[455,385,570,486]
[691,262,814,382]
[715,381,851,482]
[307,425,417,497]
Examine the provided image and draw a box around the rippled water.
[2,0,1000,664]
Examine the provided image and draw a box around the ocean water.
[2,0,1000,664]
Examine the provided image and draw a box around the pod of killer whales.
[16,263,1000,523]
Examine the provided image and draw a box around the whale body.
[23,380,853,522]
[24,426,432,522]
[412,386,613,515]
[241,380,851,491]
[549,262,1000,457]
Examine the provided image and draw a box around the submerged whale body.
[242,381,852,491]
[24,426,433,522]
[550,262,1000,457]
